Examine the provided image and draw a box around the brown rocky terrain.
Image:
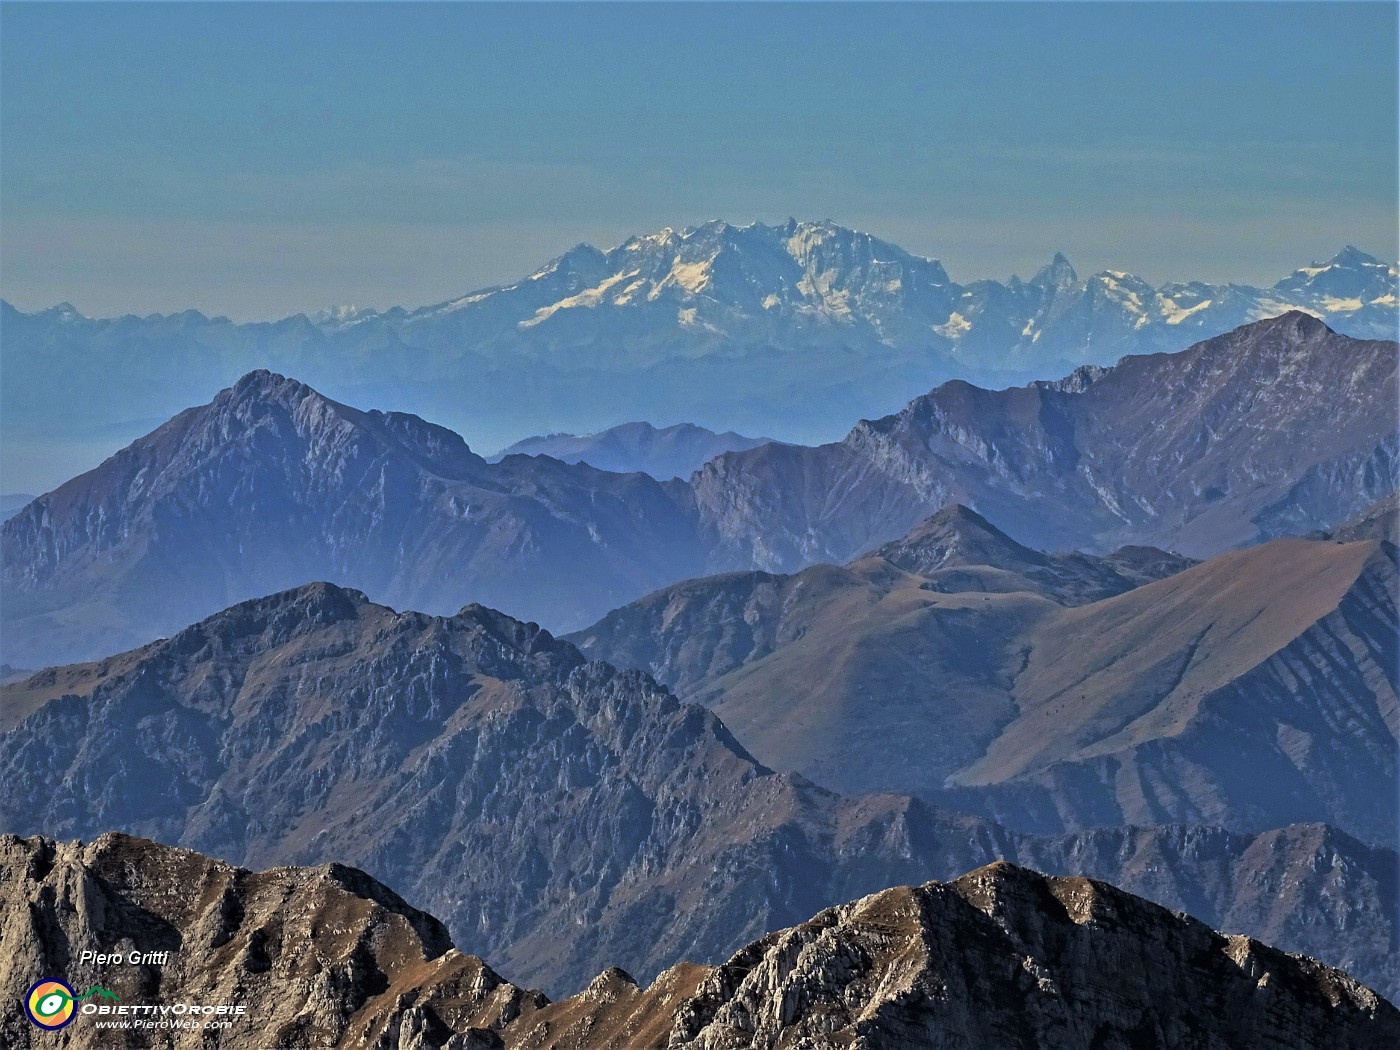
[3,833,1395,1049]
[946,535,1398,845]
[573,513,1399,848]
[0,832,544,1050]
[1,586,1396,1001]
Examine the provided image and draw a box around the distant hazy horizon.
[2,2,1396,320]
[1,225,1393,324]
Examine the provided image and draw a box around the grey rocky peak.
[0,832,546,1050]
[2,834,1395,1049]
[667,862,1398,1049]
[1,370,708,667]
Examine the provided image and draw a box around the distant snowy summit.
[490,421,774,480]
[307,219,1398,367]
[4,221,1396,491]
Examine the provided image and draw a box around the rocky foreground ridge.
[1,833,1395,1050]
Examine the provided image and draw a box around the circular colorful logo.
[25,979,77,1030]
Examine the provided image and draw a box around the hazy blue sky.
[2,1,1396,320]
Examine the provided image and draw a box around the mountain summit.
[3,314,1395,668]
[0,371,708,665]
[4,224,1395,492]
[4,833,1395,1049]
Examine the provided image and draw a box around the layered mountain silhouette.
[3,833,1395,1049]
[1,586,1396,1000]
[4,223,1394,492]
[0,370,708,665]
[3,313,1395,670]
[574,506,1399,848]
[692,311,1398,566]
[490,421,773,480]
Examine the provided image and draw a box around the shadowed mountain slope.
[3,833,1395,1049]
[2,587,1396,1000]
[0,371,708,667]
[693,312,1398,568]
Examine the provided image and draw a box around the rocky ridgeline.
[2,581,1397,1002]
[2,833,1395,1049]
[692,312,1398,569]
[3,313,1396,671]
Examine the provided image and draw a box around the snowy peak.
[1330,245,1382,268]
[1272,244,1397,308]
[1030,251,1080,292]
[308,304,378,328]
[74,224,1385,373]
[398,219,964,340]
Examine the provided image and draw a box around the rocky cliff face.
[2,587,1396,1001]
[693,312,1398,567]
[659,862,1398,1050]
[3,834,1395,1049]
[0,583,1013,996]
[0,832,546,1050]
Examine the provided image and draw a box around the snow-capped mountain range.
[3,220,1395,491]
[313,220,1397,367]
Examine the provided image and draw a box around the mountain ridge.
[5,222,1394,493]
[4,313,1394,670]
[571,510,1399,848]
[692,311,1398,567]
[0,370,709,665]
[490,421,774,480]
[2,583,1397,1000]
[3,832,1395,1049]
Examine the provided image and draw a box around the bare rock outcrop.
[3,835,1395,1049]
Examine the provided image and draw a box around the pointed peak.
[228,369,312,401]
[1329,245,1381,268]
[186,581,377,639]
[1032,252,1078,287]
[863,503,1040,576]
[43,301,86,320]
[925,503,1000,532]
[1267,309,1332,333]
